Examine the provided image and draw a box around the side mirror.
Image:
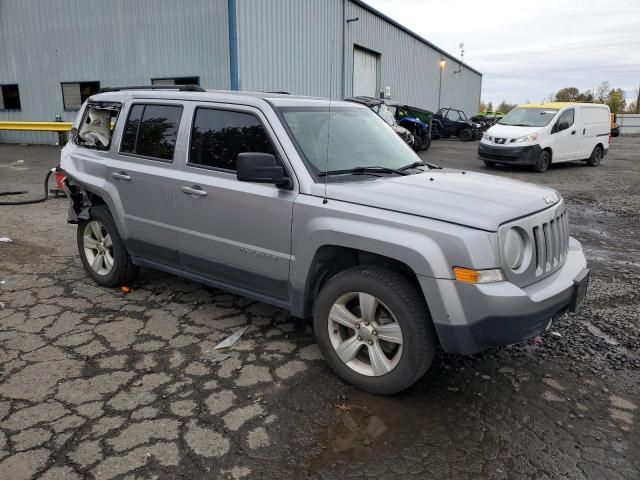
[237,153,290,188]
[557,121,569,132]
[551,123,558,134]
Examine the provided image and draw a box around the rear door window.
[120,104,183,161]
[188,108,276,171]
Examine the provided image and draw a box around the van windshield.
[499,107,559,127]
[278,106,418,179]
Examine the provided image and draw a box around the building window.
[61,81,100,110]
[0,84,21,110]
[120,104,183,161]
[189,108,276,171]
[151,77,200,86]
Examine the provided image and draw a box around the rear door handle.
[181,185,208,197]
[111,171,131,181]
[583,128,586,135]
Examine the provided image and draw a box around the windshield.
[278,106,419,179]
[371,103,396,126]
[500,107,559,127]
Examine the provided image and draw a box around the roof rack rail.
[98,84,205,93]
[264,91,290,95]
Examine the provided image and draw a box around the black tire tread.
[77,205,138,287]
[313,265,437,395]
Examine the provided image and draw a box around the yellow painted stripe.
[0,121,73,132]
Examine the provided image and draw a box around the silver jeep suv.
[61,86,589,394]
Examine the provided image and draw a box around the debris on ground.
[335,404,351,413]
[0,236,13,243]
[120,285,132,293]
[214,325,250,350]
[551,331,562,338]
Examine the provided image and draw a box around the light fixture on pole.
[438,57,445,110]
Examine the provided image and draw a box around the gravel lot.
[0,137,638,479]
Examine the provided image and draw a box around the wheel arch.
[294,245,427,320]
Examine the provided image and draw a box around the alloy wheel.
[327,292,404,376]
[83,220,114,275]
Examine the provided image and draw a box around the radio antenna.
[323,40,335,205]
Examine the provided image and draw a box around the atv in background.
[386,102,434,150]
[389,103,447,144]
[345,96,427,151]
[434,107,481,141]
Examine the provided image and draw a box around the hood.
[321,170,560,231]
[487,124,542,138]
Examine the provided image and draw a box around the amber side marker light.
[453,267,505,284]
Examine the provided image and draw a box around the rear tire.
[586,145,603,167]
[484,161,497,168]
[313,266,437,395]
[533,150,551,173]
[458,128,473,142]
[77,205,138,287]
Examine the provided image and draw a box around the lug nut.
[368,340,373,345]
[333,330,338,334]
[372,330,377,336]
[357,336,362,341]
[364,321,370,326]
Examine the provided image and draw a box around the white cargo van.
[478,102,611,172]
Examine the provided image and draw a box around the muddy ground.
[0,137,638,479]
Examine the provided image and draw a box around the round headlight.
[504,228,525,270]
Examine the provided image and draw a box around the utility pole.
[635,83,640,114]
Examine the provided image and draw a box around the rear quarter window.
[74,103,121,151]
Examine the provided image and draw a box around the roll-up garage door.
[353,47,378,97]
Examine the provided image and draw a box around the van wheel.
[313,266,437,395]
[533,150,551,173]
[77,205,138,287]
[422,135,432,151]
[458,128,473,142]
[587,145,603,166]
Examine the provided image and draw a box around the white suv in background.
[478,102,611,172]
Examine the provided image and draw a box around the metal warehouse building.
[0,0,482,144]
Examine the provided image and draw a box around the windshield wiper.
[399,160,442,171]
[318,166,408,177]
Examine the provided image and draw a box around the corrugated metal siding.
[0,0,230,144]
[236,0,481,115]
[345,0,481,116]
[236,0,343,97]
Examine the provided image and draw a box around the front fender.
[290,195,500,315]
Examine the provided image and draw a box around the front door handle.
[112,171,131,181]
[583,128,586,135]
[181,185,208,197]
[571,130,576,135]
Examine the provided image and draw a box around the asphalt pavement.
[0,137,638,479]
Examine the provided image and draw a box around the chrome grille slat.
[531,206,569,277]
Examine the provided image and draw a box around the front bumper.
[478,142,541,165]
[419,237,588,354]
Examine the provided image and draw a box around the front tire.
[313,266,437,395]
[458,128,473,142]
[586,145,603,166]
[533,150,551,173]
[77,205,138,287]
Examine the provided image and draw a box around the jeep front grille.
[532,211,569,277]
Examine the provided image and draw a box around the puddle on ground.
[308,390,420,473]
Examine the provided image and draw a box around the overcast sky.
[366,0,640,106]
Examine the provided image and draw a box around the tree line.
[480,82,640,115]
